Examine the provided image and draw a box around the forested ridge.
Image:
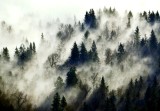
[0,7,160,111]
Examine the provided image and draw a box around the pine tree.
[134,26,140,48]
[149,30,157,52]
[2,47,10,61]
[90,41,99,62]
[66,67,78,87]
[84,11,90,26]
[105,48,112,64]
[60,96,67,111]
[84,9,97,28]
[51,93,61,111]
[84,30,90,39]
[117,43,125,63]
[128,11,133,18]
[32,42,36,53]
[15,47,19,58]
[156,11,160,22]
[127,17,131,28]
[69,42,80,65]
[54,76,64,90]
[79,42,88,63]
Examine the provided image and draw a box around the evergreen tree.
[84,11,90,26]
[2,47,10,61]
[60,96,67,111]
[100,77,107,97]
[106,91,116,111]
[84,30,90,39]
[54,76,64,90]
[149,11,155,24]
[29,43,32,51]
[118,43,125,54]
[89,9,97,28]
[79,42,88,63]
[134,26,140,48]
[15,47,19,58]
[81,23,85,31]
[84,9,97,28]
[105,48,112,64]
[149,30,157,52]
[156,11,160,22]
[128,11,133,18]
[66,67,78,87]
[90,41,99,62]
[69,42,80,65]
[51,93,61,111]
[32,42,36,53]
[127,17,131,28]
[117,43,125,63]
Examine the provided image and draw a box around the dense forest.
[0,7,160,111]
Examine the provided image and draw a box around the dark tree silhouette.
[51,93,61,111]
[69,42,80,65]
[79,42,88,64]
[66,67,78,87]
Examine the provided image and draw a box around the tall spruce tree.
[51,93,61,111]
[2,47,10,61]
[69,42,80,65]
[60,96,67,111]
[134,26,140,48]
[90,41,99,62]
[149,30,157,52]
[66,67,78,87]
[79,42,88,63]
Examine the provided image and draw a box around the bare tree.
[91,73,99,89]
[13,92,27,111]
[47,53,60,68]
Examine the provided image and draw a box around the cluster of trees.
[103,7,117,16]
[140,11,160,24]
[133,27,159,57]
[84,9,97,28]
[65,41,99,66]
[51,93,67,111]
[1,7,160,111]
[56,24,74,40]
[2,47,10,61]
[15,42,36,65]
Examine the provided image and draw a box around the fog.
[0,0,160,110]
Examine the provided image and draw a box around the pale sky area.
[0,0,160,24]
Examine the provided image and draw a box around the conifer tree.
[60,96,67,111]
[66,67,78,87]
[90,41,99,62]
[79,42,88,63]
[149,30,157,52]
[134,26,140,48]
[51,93,61,111]
[69,42,80,65]
[2,47,10,61]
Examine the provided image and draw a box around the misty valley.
[0,7,160,111]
